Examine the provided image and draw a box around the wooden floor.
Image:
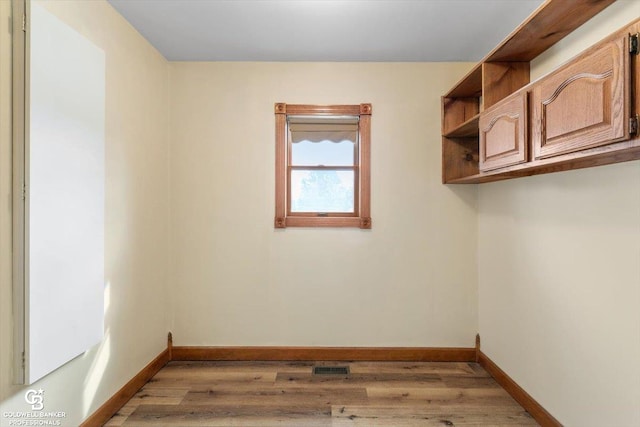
[105,361,538,426]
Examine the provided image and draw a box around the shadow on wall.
[0,281,115,426]
[445,183,478,211]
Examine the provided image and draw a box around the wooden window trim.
[275,103,372,229]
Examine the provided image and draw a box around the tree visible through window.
[292,169,355,213]
[274,103,371,228]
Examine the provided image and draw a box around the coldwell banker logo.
[25,389,44,410]
[2,387,66,425]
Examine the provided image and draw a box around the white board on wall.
[27,2,105,383]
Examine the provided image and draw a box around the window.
[275,103,372,228]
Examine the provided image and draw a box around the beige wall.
[478,1,640,426]
[0,1,170,425]
[168,62,478,347]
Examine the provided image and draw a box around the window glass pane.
[291,140,354,166]
[290,170,354,213]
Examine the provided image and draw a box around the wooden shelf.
[485,0,616,62]
[444,65,482,98]
[441,0,634,185]
[446,140,640,184]
[443,114,479,138]
[444,0,615,110]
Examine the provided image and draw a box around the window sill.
[275,216,371,229]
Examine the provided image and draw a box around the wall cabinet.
[441,0,640,184]
[480,91,528,171]
[532,36,630,159]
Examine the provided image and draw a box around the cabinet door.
[532,36,630,159]
[479,91,528,171]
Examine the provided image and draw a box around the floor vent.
[313,366,350,376]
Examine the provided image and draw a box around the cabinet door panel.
[532,36,629,159]
[479,91,528,171]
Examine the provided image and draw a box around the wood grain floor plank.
[331,405,537,426]
[125,386,189,404]
[440,375,502,388]
[103,387,189,425]
[275,372,445,388]
[123,404,331,426]
[348,361,476,376]
[152,368,278,381]
[181,385,368,406]
[108,361,540,426]
[103,414,127,426]
[366,386,522,408]
[103,405,132,427]
[468,362,492,377]
[144,368,277,389]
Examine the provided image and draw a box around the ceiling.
[107,0,545,62]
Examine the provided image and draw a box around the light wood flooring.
[105,361,538,426]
